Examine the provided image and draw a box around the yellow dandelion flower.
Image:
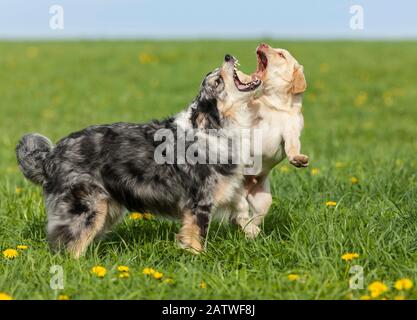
[335,162,345,169]
[354,92,368,107]
[341,253,360,262]
[138,53,158,64]
[394,295,406,300]
[6,166,18,174]
[394,278,413,291]
[311,168,320,175]
[57,294,70,300]
[143,267,156,275]
[326,201,337,207]
[16,245,28,250]
[319,63,329,73]
[0,292,13,300]
[153,271,163,280]
[368,281,388,298]
[199,281,207,289]
[15,187,22,194]
[279,165,289,173]
[3,248,19,259]
[383,92,393,106]
[118,272,130,279]
[130,212,143,220]
[350,177,359,184]
[41,109,57,120]
[163,278,175,285]
[360,295,371,300]
[287,274,299,281]
[117,266,129,273]
[26,46,39,59]
[91,266,107,278]
[362,121,374,129]
[143,213,153,220]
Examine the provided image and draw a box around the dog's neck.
[255,92,303,113]
[222,101,257,129]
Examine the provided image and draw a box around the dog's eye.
[214,77,223,87]
[278,52,286,59]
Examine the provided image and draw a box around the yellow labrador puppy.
[238,43,308,231]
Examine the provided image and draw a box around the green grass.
[0,40,416,300]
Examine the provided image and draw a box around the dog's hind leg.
[46,183,110,259]
[247,177,272,227]
[234,195,261,239]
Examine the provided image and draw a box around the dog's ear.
[292,66,307,94]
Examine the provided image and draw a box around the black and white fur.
[16,56,261,257]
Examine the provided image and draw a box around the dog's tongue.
[234,78,261,92]
[237,83,250,91]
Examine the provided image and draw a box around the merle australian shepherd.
[16,55,262,257]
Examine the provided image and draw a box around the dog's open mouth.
[253,49,268,80]
[233,60,261,92]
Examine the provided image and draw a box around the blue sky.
[0,0,416,39]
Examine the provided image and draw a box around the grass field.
[0,40,416,300]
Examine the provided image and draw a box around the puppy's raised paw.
[290,154,309,168]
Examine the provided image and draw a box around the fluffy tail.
[16,134,53,185]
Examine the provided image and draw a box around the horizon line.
[1,35,417,42]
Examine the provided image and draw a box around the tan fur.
[213,175,242,207]
[292,67,307,94]
[195,113,209,129]
[67,198,108,259]
[217,100,237,119]
[213,178,230,204]
[239,44,309,229]
[176,210,203,254]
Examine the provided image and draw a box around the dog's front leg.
[283,125,309,168]
[176,207,210,254]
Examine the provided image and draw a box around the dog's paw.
[243,223,261,239]
[181,245,203,255]
[176,234,203,254]
[290,154,309,168]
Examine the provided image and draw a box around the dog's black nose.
[224,54,233,62]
